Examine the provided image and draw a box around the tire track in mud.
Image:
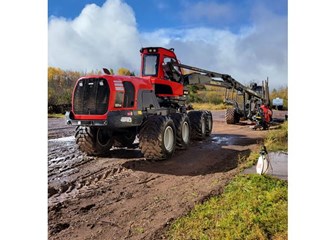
[47,162,158,238]
[48,117,76,139]
[48,135,124,203]
[48,164,131,202]
[48,132,160,207]
[48,136,149,207]
[48,137,95,179]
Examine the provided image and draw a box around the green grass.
[168,175,288,240]
[48,113,65,118]
[168,121,288,240]
[191,102,229,110]
[265,121,288,152]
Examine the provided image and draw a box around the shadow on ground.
[118,133,260,177]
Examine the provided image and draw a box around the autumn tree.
[117,67,132,76]
[48,67,81,109]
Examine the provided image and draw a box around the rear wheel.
[225,108,239,124]
[234,112,240,123]
[139,115,176,160]
[171,113,190,149]
[188,111,206,140]
[75,126,114,156]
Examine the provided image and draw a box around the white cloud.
[48,0,141,72]
[48,0,287,89]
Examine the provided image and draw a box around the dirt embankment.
[48,110,285,240]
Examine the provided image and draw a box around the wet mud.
[48,110,285,239]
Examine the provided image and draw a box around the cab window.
[143,55,158,76]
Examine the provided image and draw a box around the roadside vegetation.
[264,121,288,152]
[168,121,288,240]
[169,175,288,240]
[191,103,228,110]
[48,113,65,118]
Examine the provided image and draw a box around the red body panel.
[72,74,153,120]
[151,78,184,96]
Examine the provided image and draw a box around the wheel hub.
[182,121,189,143]
[164,126,174,152]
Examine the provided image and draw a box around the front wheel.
[75,126,114,156]
[139,115,176,160]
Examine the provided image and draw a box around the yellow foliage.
[48,67,63,81]
[117,67,132,76]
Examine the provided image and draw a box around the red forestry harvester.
[66,47,267,160]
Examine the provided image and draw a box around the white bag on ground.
[256,154,269,175]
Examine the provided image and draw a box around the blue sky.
[48,0,288,89]
[48,0,287,32]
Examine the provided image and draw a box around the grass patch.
[265,121,288,152]
[48,113,65,118]
[168,175,288,240]
[191,102,229,110]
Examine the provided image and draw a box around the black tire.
[113,129,136,148]
[75,126,114,156]
[225,108,235,124]
[234,111,240,124]
[139,115,176,160]
[171,113,190,149]
[188,111,206,140]
[205,111,213,136]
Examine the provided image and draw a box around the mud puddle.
[49,136,75,142]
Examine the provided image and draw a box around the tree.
[48,66,82,108]
[117,67,132,76]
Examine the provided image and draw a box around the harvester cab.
[140,47,185,97]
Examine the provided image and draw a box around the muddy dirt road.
[48,110,285,240]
